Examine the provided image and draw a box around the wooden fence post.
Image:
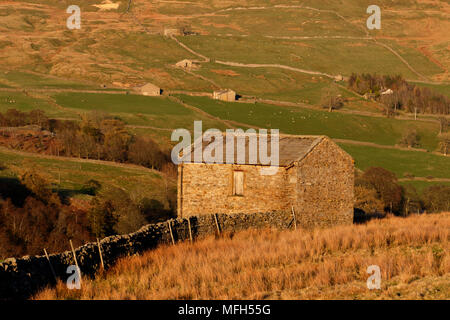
[214,214,221,235]
[69,239,82,285]
[291,206,297,230]
[97,238,104,270]
[168,220,175,245]
[187,217,193,243]
[43,248,57,282]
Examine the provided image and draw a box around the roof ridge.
[206,132,327,139]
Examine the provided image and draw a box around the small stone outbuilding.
[163,28,181,37]
[136,83,161,96]
[213,89,236,102]
[177,133,354,228]
[175,59,200,71]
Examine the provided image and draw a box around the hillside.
[34,212,449,300]
[0,0,449,262]
[1,0,449,85]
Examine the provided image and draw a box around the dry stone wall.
[0,211,295,300]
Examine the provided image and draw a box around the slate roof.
[138,83,160,92]
[179,132,325,166]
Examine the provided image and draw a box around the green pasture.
[0,70,99,90]
[52,92,227,131]
[399,180,450,194]
[176,95,440,150]
[339,143,450,179]
[0,149,167,201]
[0,92,74,118]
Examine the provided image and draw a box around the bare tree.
[320,84,343,112]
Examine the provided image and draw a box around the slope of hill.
[0,0,448,87]
[34,212,449,300]
[0,147,170,203]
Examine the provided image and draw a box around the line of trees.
[54,112,171,170]
[348,73,450,115]
[0,109,175,174]
[0,166,92,259]
[0,108,50,128]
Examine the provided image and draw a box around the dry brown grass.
[35,213,450,300]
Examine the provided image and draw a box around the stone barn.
[177,133,354,228]
[136,83,161,96]
[213,89,236,102]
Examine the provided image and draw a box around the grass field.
[0,91,73,118]
[399,180,450,193]
[51,92,227,131]
[0,71,100,90]
[34,212,450,300]
[182,36,439,79]
[0,149,169,202]
[177,95,441,150]
[196,63,377,108]
[339,143,450,179]
[410,82,450,98]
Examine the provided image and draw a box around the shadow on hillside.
[0,177,31,207]
[353,208,386,224]
[141,198,176,224]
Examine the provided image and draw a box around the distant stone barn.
[213,89,236,102]
[136,83,161,96]
[177,133,354,228]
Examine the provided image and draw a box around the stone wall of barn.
[293,138,354,228]
[178,163,290,217]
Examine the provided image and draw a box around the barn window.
[233,171,244,196]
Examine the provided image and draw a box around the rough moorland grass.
[181,36,436,78]
[34,213,449,300]
[196,8,363,38]
[339,143,450,179]
[177,95,440,150]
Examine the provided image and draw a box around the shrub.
[422,185,450,212]
[357,167,403,214]
[354,185,384,214]
[399,129,420,148]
